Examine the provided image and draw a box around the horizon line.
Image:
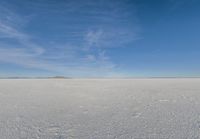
[0,76,200,79]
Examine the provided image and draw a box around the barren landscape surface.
[0,79,200,139]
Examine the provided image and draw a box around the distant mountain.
[48,76,71,79]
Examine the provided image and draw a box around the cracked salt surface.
[0,79,200,139]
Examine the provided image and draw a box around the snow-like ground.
[0,79,200,139]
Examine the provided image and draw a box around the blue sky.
[0,0,200,77]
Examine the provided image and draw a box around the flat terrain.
[0,79,200,139]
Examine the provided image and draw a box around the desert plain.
[0,78,200,139]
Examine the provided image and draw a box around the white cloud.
[0,0,140,77]
[85,30,103,47]
[0,22,26,39]
[0,20,45,54]
[84,27,140,49]
[84,55,96,62]
[0,19,115,76]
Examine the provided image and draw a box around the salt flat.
[0,79,200,139]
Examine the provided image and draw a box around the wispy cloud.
[85,28,140,49]
[0,18,115,76]
[85,30,103,48]
[0,0,140,77]
[0,5,44,55]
